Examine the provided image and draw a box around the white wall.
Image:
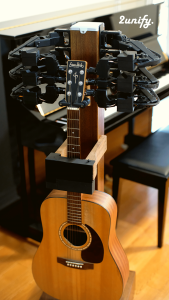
[0,0,113,22]
[0,0,161,23]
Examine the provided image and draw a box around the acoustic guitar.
[32,60,129,300]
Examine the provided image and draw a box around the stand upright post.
[70,22,105,192]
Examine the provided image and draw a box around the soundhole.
[63,225,87,246]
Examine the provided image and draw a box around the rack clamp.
[45,135,107,194]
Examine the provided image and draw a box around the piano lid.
[92,3,167,66]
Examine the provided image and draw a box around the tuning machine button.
[68,69,72,74]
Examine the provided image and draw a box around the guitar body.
[32,190,129,300]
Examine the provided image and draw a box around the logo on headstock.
[73,72,78,83]
[69,62,84,68]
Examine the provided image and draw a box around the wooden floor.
[1,176,169,300]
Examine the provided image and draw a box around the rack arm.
[56,139,67,157]
[86,135,107,180]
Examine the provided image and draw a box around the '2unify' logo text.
[119,15,153,29]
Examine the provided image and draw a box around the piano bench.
[110,125,169,248]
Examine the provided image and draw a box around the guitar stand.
[39,271,135,300]
[36,22,135,300]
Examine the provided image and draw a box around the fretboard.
[67,108,82,224]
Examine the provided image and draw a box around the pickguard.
[81,225,104,263]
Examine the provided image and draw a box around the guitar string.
[74,108,81,246]
[68,79,71,253]
[67,91,83,253]
[74,109,77,247]
[77,74,81,245]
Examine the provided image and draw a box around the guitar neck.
[67,107,82,224]
[67,107,81,160]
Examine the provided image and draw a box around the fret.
[67,197,81,200]
[67,199,81,202]
[67,125,80,129]
[67,207,81,210]
[67,218,82,222]
[67,209,81,213]
[67,203,81,206]
[67,200,81,203]
[67,220,81,224]
[67,146,80,150]
[67,204,81,207]
[67,128,80,130]
[67,208,81,210]
[67,198,81,200]
[67,151,80,154]
[67,144,80,146]
[67,218,82,223]
[67,195,81,198]
[67,216,81,219]
[67,213,82,218]
[67,135,80,139]
[67,217,81,220]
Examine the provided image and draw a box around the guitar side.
[32,190,129,300]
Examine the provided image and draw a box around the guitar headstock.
[59,60,90,108]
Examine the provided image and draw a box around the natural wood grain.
[71,29,104,191]
[120,271,136,300]
[158,179,169,247]
[86,135,107,179]
[40,271,135,300]
[32,190,129,300]
[121,271,135,300]
[55,139,67,157]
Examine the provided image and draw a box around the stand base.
[39,271,135,300]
